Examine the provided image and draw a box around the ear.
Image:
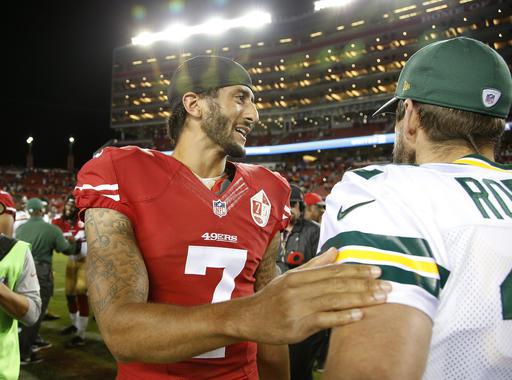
[182,92,202,118]
[402,99,420,145]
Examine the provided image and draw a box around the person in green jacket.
[0,190,42,377]
[16,197,76,364]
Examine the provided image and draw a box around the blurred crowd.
[0,168,76,218]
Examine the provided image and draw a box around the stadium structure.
[107,0,511,194]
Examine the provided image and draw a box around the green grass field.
[19,253,323,379]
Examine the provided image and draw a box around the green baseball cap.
[373,37,512,118]
[27,198,44,212]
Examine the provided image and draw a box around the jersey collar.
[453,154,512,173]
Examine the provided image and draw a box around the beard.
[393,128,416,164]
[201,99,246,158]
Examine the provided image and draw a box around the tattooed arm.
[255,233,290,380]
[85,208,389,363]
[85,208,241,363]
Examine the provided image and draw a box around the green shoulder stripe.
[438,264,450,289]
[343,261,440,297]
[323,231,451,298]
[322,231,434,259]
[352,168,383,180]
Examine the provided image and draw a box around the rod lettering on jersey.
[456,177,512,219]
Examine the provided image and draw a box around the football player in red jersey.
[52,195,89,347]
[74,56,392,380]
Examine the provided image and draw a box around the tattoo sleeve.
[254,232,281,292]
[84,208,149,322]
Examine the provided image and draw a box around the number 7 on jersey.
[185,245,248,359]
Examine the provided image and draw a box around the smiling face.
[200,85,258,158]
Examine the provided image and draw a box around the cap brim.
[371,97,399,118]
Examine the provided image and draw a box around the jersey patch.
[250,190,271,228]
[212,200,228,218]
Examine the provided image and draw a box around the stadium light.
[131,31,158,46]
[236,10,272,29]
[197,18,228,36]
[162,23,190,43]
[68,136,75,171]
[314,0,353,12]
[132,10,272,46]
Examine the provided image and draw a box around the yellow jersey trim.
[336,247,439,277]
[453,157,512,174]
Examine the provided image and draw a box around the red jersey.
[52,216,86,256]
[52,216,83,237]
[0,190,16,218]
[73,146,291,380]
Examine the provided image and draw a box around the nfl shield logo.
[482,89,501,108]
[212,200,228,218]
[250,190,271,228]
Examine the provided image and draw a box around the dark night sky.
[3,0,312,170]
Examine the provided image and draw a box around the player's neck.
[416,144,495,165]
[172,138,227,178]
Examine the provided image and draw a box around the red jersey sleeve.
[0,190,16,218]
[73,148,135,224]
[271,171,291,234]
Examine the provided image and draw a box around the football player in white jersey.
[320,37,512,379]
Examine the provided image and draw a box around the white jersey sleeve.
[319,165,449,320]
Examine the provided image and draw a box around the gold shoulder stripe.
[453,157,512,174]
[336,247,439,278]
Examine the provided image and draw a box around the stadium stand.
[107,0,511,155]
[0,168,74,214]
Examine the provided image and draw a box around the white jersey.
[13,210,29,236]
[319,154,512,379]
